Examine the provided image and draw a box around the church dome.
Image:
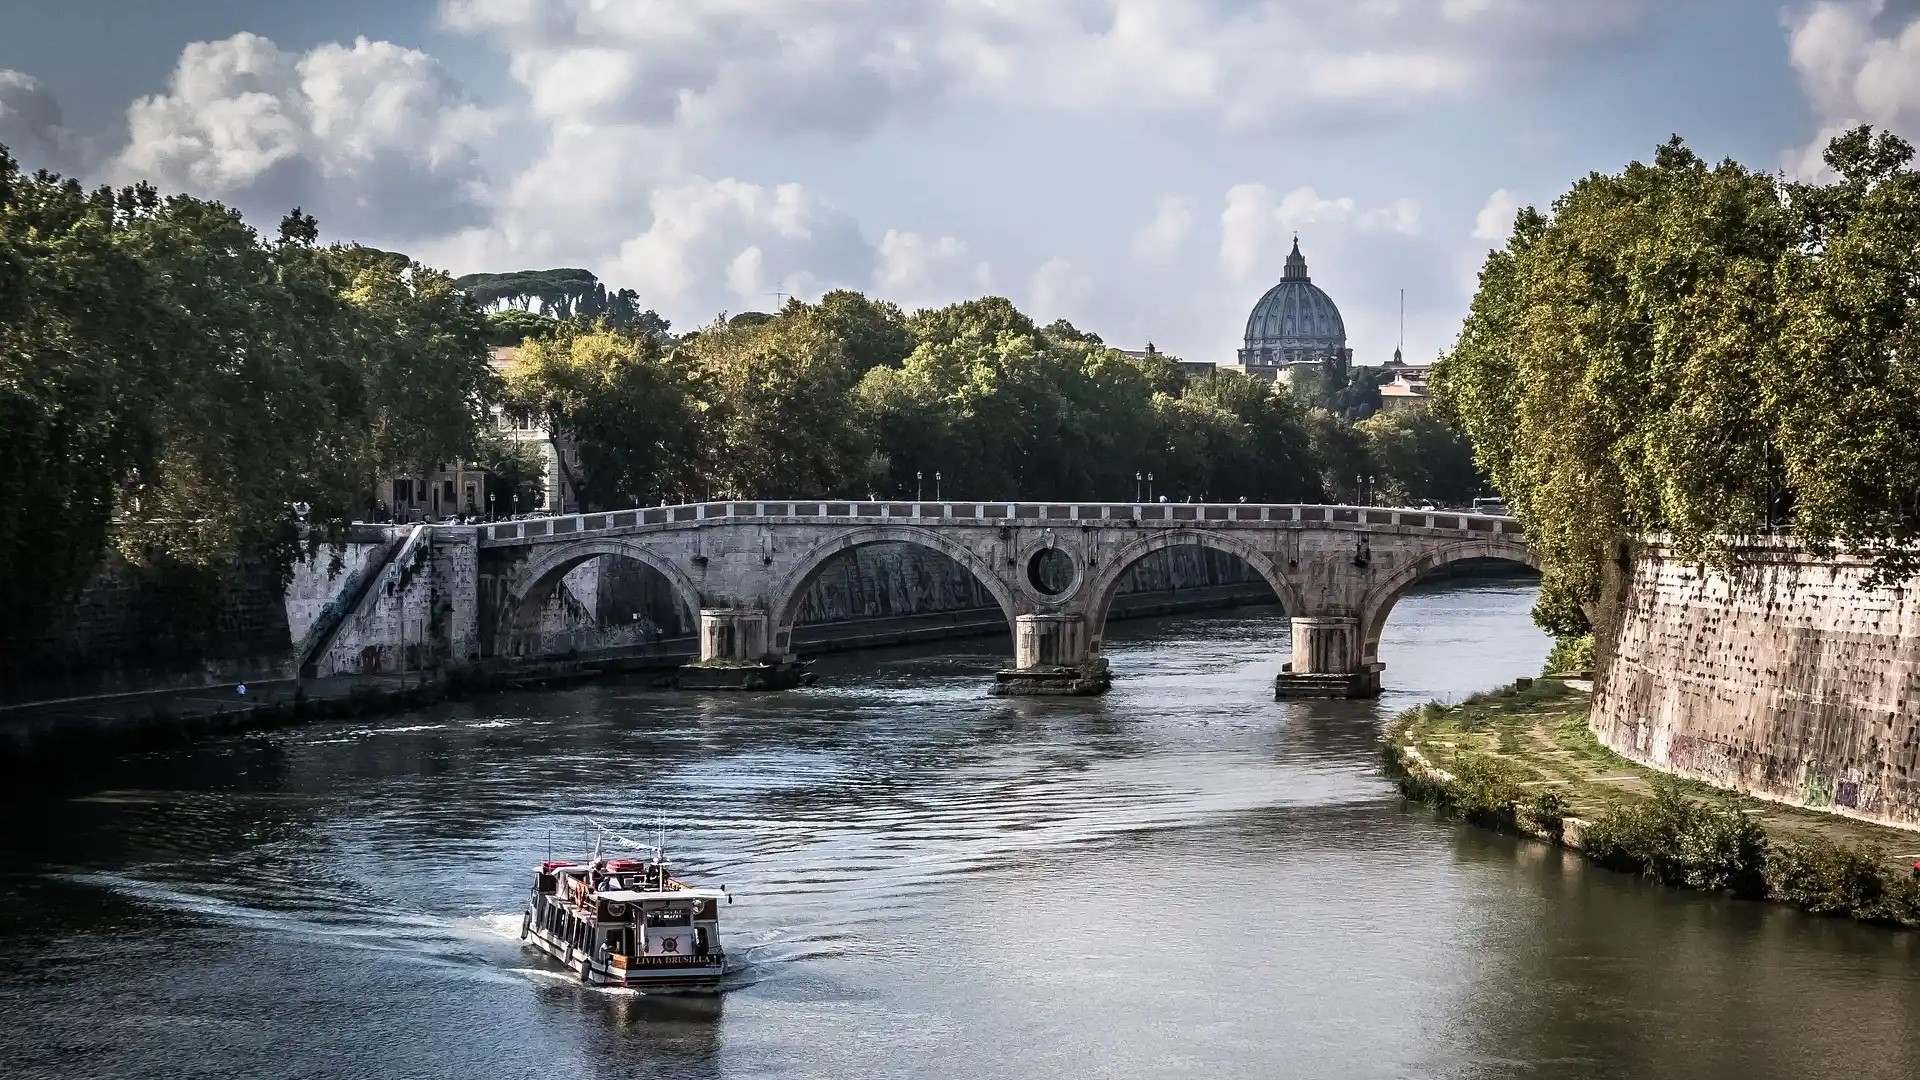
[1241,239,1347,366]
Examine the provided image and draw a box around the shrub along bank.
[1384,680,1920,928]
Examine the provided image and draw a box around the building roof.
[1243,239,1347,353]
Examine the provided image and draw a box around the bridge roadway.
[475,500,1534,698]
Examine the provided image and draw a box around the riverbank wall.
[1592,542,1920,832]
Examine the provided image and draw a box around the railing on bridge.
[478,502,1525,545]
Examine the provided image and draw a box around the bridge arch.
[499,538,704,658]
[1357,538,1538,665]
[769,524,1021,655]
[1084,529,1301,650]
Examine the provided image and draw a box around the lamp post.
[1147,472,1154,502]
[934,472,942,501]
[488,492,496,521]
[917,470,923,502]
[1366,474,1376,506]
[1136,471,1142,503]
[291,501,310,526]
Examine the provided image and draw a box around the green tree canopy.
[0,148,498,665]
[501,327,700,511]
[1433,128,1920,634]
[1357,410,1485,508]
[486,308,561,347]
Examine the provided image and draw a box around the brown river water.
[3,580,1917,1079]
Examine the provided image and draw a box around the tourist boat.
[521,823,729,992]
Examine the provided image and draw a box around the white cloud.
[609,176,874,316]
[875,229,991,308]
[1472,188,1520,242]
[0,70,71,171]
[440,0,1682,136]
[110,33,495,239]
[1130,196,1193,264]
[413,116,969,327]
[1785,1,1920,176]
[1219,184,1421,278]
[1029,256,1095,326]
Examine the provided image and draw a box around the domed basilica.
[1236,238,1352,383]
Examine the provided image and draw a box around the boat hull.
[522,920,726,992]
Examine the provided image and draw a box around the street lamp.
[488,492,496,521]
[291,501,310,523]
[934,471,942,501]
[917,470,923,501]
[1147,473,1154,503]
[1136,471,1143,503]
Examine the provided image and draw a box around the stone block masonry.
[1593,543,1920,831]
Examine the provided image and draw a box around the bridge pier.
[991,614,1112,697]
[1273,616,1382,699]
[676,608,815,691]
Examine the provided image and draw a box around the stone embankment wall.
[1593,543,1920,831]
[5,527,403,703]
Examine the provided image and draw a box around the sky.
[2,0,1918,367]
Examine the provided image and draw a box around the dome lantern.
[1237,237,1351,379]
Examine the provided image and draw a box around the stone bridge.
[474,500,1533,697]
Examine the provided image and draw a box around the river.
[3,580,1917,1080]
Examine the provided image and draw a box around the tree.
[1156,372,1324,503]
[486,308,560,347]
[1432,134,1827,634]
[322,243,496,483]
[1304,408,1374,504]
[682,310,875,498]
[1770,128,1920,569]
[812,290,913,376]
[0,153,164,657]
[1289,362,1386,420]
[1357,411,1484,507]
[479,433,548,514]
[501,328,700,511]
[453,268,600,316]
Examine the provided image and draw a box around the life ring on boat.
[605,902,628,918]
[520,912,530,940]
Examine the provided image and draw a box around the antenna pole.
[1399,289,1405,352]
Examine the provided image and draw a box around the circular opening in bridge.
[1027,548,1075,596]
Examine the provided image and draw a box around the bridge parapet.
[479,501,1525,547]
